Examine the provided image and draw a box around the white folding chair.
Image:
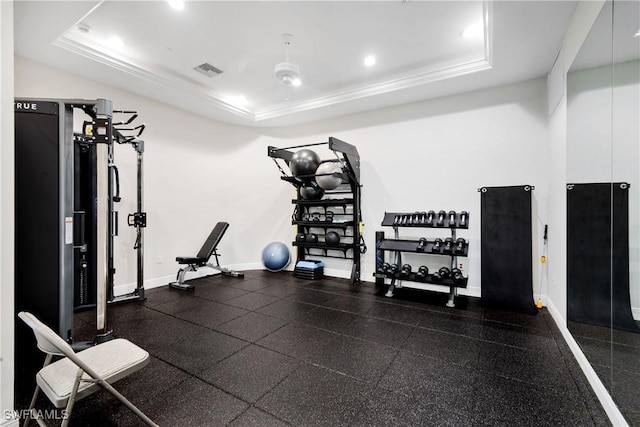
[18,311,158,427]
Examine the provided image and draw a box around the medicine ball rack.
[267,137,365,286]
[374,211,469,307]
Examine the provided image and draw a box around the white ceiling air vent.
[193,62,223,78]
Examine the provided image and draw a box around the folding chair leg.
[61,369,83,427]
[23,354,53,427]
[100,380,159,427]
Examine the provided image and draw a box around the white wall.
[14,56,293,293]
[15,56,550,301]
[1,1,16,425]
[262,79,550,297]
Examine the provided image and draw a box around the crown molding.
[53,0,493,123]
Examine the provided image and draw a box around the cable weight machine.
[15,98,147,350]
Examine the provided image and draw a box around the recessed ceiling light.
[107,36,124,49]
[364,55,376,66]
[461,23,483,39]
[634,29,640,38]
[168,0,185,10]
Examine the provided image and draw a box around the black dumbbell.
[427,210,435,226]
[419,211,427,225]
[296,233,306,243]
[460,211,468,227]
[443,237,453,253]
[451,268,464,284]
[401,214,409,225]
[416,265,429,280]
[305,233,318,243]
[438,266,451,279]
[431,269,442,282]
[394,214,401,225]
[455,238,466,254]
[448,210,456,227]
[400,264,412,278]
[437,210,446,226]
[389,264,399,275]
[432,238,442,253]
[377,262,390,274]
[417,237,427,252]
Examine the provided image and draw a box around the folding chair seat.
[18,311,158,427]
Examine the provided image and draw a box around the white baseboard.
[112,262,264,296]
[546,300,628,427]
[632,307,640,321]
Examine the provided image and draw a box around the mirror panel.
[611,1,640,423]
[567,1,640,424]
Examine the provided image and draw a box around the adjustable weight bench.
[169,222,244,291]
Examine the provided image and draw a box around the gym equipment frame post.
[374,210,470,307]
[268,137,365,286]
[111,139,147,303]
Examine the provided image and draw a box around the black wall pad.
[567,183,638,332]
[480,185,536,314]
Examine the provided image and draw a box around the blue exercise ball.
[262,242,290,272]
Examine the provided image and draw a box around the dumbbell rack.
[375,211,469,307]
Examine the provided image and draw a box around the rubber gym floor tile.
[480,319,558,353]
[224,291,283,311]
[139,286,193,307]
[151,329,248,374]
[255,282,302,298]
[306,334,399,384]
[296,305,361,334]
[229,277,276,291]
[289,287,336,305]
[611,368,640,419]
[164,298,249,329]
[299,280,379,299]
[482,307,545,330]
[471,340,575,388]
[365,301,426,326]
[228,407,291,427]
[214,311,289,343]
[567,320,612,342]
[255,363,372,427]
[343,315,415,348]
[471,371,599,427]
[317,294,378,315]
[416,309,484,338]
[113,356,190,404]
[198,344,301,403]
[192,282,250,303]
[377,350,477,413]
[402,327,481,365]
[143,376,248,426]
[357,386,474,427]
[117,315,209,353]
[256,322,339,360]
[255,296,318,321]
